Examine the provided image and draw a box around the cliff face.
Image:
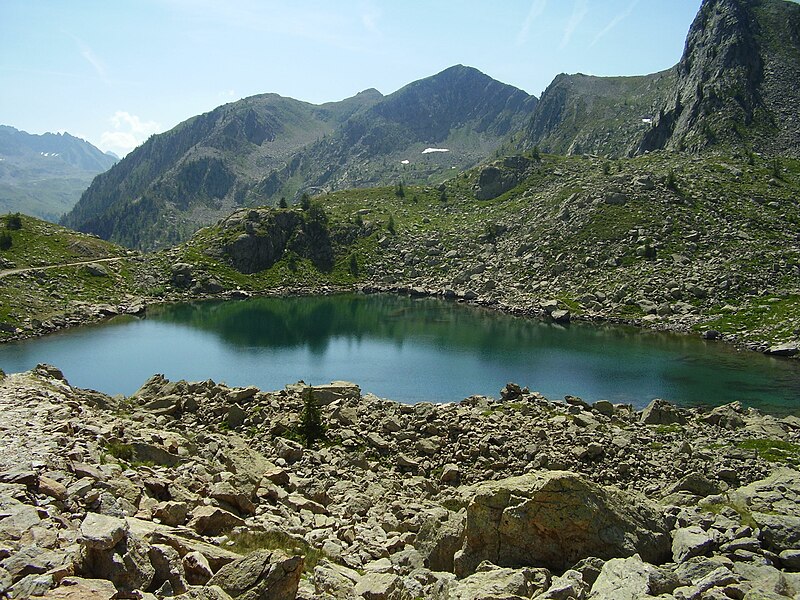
[639,0,800,154]
[523,0,800,157]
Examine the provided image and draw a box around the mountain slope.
[521,70,676,157]
[61,92,379,249]
[521,0,800,158]
[61,67,536,250]
[265,65,538,196]
[0,126,117,220]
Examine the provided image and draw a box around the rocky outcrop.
[473,156,533,200]
[222,205,337,272]
[453,471,670,575]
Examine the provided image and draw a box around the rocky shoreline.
[2,364,800,599]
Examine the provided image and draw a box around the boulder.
[449,561,550,600]
[149,543,189,595]
[414,508,466,572]
[766,342,799,357]
[79,513,128,550]
[40,577,119,600]
[537,569,587,600]
[352,572,403,600]
[308,381,361,405]
[640,398,686,425]
[589,554,680,599]
[81,532,155,592]
[187,506,245,536]
[672,526,714,563]
[313,559,360,598]
[453,471,670,576]
[208,550,302,600]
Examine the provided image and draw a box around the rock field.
[2,364,800,599]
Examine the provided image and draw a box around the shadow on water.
[1,294,799,414]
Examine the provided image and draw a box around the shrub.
[0,232,11,251]
[5,213,22,230]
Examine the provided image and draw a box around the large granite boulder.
[453,471,671,576]
[207,549,302,600]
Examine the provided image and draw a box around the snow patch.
[39,152,60,157]
[422,148,449,154]
[641,118,653,124]
[401,160,410,165]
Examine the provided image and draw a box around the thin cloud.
[590,0,640,47]
[99,111,162,156]
[516,0,547,47]
[560,0,589,49]
[71,35,107,80]
[361,1,381,35]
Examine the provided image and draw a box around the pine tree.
[299,391,325,448]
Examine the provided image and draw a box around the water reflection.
[0,294,798,413]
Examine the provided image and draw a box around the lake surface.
[1,294,799,413]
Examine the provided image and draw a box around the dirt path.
[0,256,125,280]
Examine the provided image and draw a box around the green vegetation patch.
[738,438,800,464]
[226,529,327,572]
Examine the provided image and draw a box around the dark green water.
[1,294,798,413]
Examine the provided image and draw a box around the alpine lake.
[1,293,798,415]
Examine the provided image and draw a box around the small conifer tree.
[0,232,11,251]
[299,390,325,448]
[279,197,288,208]
[349,253,359,276]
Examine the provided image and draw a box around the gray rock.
[589,554,680,599]
[183,550,215,586]
[641,398,686,425]
[414,508,466,572]
[82,532,155,592]
[353,572,403,600]
[537,569,587,599]
[753,512,800,554]
[453,471,670,575]
[149,543,188,595]
[79,513,128,550]
[779,549,800,571]
[187,506,245,536]
[208,549,303,600]
[766,342,799,357]
[274,437,304,463]
[449,561,550,600]
[672,526,714,563]
[313,559,360,598]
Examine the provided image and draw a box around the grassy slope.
[2,150,799,351]
[0,214,145,330]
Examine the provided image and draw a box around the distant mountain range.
[61,0,800,250]
[0,126,116,221]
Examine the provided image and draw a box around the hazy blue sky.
[1,0,702,157]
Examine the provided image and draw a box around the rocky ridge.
[3,365,800,599]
